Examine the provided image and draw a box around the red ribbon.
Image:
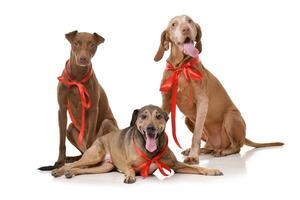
[132,132,171,178]
[57,60,93,144]
[160,58,203,149]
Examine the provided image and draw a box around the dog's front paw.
[212,169,223,176]
[200,168,223,176]
[211,149,227,157]
[51,168,64,177]
[64,170,75,179]
[184,156,199,165]
[123,175,136,184]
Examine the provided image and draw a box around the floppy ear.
[93,32,105,45]
[163,112,169,122]
[130,109,139,127]
[154,30,169,62]
[65,30,78,43]
[195,24,202,54]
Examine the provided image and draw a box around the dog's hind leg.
[64,162,115,178]
[212,109,245,157]
[65,155,82,163]
[173,161,223,176]
[181,147,213,156]
[52,139,105,177]
[97,119,118,137]
[65,123,86,163]
[161,148,222,176]
[67,123,87,153]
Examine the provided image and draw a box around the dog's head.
[65,30,105,67]
[130,105,169,153]
[154,15,202,61]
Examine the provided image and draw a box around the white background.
[0,0,299,199]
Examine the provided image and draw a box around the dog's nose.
[182,26,190,34]
[80,57,88,63]
[146,125,156,133]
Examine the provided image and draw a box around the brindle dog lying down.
[52,105,222,183]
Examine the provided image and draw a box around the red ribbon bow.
[57,60,93,144]
[160,57,203,148]
[132,132,171,178]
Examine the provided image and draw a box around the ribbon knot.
[160,57,203,148]
[57,60,93,144]
[132,132,171,178]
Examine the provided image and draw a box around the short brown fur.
[51,105,222,183]
[39,31,118,170]
[154,15,284,165]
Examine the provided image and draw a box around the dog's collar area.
[131,132,171,178]
[64,60,93,83]
[160,57,203,149]
[57,60,94,145]
[166,57,199,70]
[166,54,195,69]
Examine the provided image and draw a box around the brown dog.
[39,31,118,170]
[51,105,222,183]
[154,15,283,165]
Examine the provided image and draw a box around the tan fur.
[51,105,222,183]
[154,15,284,165]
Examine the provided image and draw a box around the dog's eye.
[188,19,192,23]
[156,114,162,120]
[140,114,147,120]
[172,22,176,27]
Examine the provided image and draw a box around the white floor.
[5,139,296,200]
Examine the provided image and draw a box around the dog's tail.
[245,138,284,148]
[38,165,56,171]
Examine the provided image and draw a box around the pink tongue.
[183,42,199,57]
[145,137,157,152]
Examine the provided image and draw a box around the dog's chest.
[148,163,158,174]
[135,163,157,174]
[68,87,81,101]
[65,85,93,122]
[131,157,158,175]
[68,89,81,111]
[177,75,192,95]
[176,76,197,115]
[67,86,90,108]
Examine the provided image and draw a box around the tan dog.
[154,15,283,165]
[39,31,118,170]
[51,105,222,183]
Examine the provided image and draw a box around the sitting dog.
[51,105,222,183]
[39,31,118,170]
[154,15,284,165]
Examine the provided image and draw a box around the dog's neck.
[167,43,192,68]
[132,127,166,158]
[66,53,92,81]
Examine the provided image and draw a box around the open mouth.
[142,129,158,153]
[180,36,199,58]
[183,37,192,44]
